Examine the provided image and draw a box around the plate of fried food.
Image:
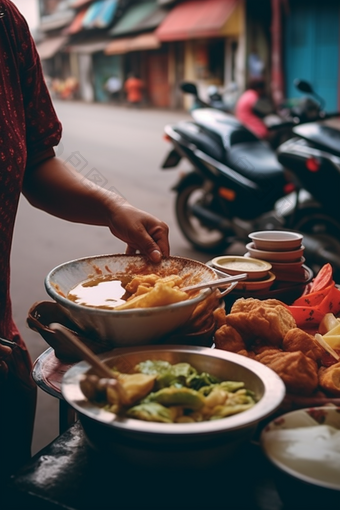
[213,264,340,409]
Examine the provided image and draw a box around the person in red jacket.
[0,0,169,486]
[235,78,273,139]
[124,73,145,106]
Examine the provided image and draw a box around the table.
[6,420,288,510]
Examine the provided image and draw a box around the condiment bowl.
[62,345,286,468]
[44,254,225,348]
[211,255,272,280]
[249,230,303,251]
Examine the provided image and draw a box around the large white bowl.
[62,345,286,467]
[44,254,225,348]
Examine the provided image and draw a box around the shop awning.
[156,0,240,41]
[104,38,131,55]
[109,0,162,36]
[35,35,69,60]
[128,32,160,51]
[105,31,160,55]
[82,0,118,29]
[66,40,109,54]
[64,8,87,34]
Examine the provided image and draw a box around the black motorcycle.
[161,80,340,279]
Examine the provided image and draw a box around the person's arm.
[22,157,170,262]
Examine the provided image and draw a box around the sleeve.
[8,1,63,168]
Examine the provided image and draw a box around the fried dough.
[255,350,319,396]
[318,362,340,396]
[283,328,325,364]
[214,325,246,353]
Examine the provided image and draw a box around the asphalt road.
[11,100,238,455]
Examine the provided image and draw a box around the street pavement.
[12,100,244,455]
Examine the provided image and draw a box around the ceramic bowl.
[245,243,305,263]
[44,254,228,348]
[260,406,340,506]
[248,231,303,252]
[62,345,286,468]
[211,255,272,281]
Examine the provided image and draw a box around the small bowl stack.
[245,231,306,283]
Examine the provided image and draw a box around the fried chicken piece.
[225,303,296,347]
[283,328,325,365]
[213,307,227,329]
[255,350,318,396]
[318,362,340,397]
[231,297,286,314]
[214,324,246,353]
[253,346,282,358]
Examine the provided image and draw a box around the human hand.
[106,199,170,263]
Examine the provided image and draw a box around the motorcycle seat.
[173,121,225,162]
[292,123,340,158]
[225,141,285,184]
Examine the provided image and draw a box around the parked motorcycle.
[161,80,340,279]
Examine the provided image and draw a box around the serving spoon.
[181,273,248,293]
[49,322,128,403]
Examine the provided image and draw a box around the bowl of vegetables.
[61,345,286,468]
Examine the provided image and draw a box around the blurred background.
[9,0,340,454]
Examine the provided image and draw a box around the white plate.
[260,406,340,492]
[245,243,305,262]
[211,255,272,281]
[248,230,303,252]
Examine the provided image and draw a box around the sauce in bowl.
[67,275,132,309]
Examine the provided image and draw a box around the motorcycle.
[161,79,340,279]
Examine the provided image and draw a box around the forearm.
[22,156,121,226]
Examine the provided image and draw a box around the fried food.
[318,362,340,396]
[115,282,188,310]
[255,350,319,396]
[231,297,286,314]
[283,328,325,364]
[214,325,246,353]
[213,307,228,329]
[225,302,296,347]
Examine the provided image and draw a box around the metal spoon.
[49,322,128,403]
[181,273,248,293]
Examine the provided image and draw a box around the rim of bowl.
[44,254,217,316]
[61,345,286,436]
[249,231,303,242]
[246,242,305,257]
[260,406,340,492]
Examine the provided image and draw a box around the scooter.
[161,80,340,279]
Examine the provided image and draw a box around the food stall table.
[6,419,289,510]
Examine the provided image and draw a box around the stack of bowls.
[245,231,306,283]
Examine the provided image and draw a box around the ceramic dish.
[44,254,231,348]
[260,406,340,493]
[235,271,276,291]
[248,231,303,252]
[245,243,305,263]
[211,255,272,281]
[62,345,286,468]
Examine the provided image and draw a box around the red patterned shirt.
[0,1,62,349]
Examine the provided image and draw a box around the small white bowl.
[249,231,303,252]
[211,255,272,281]
[246,243,305,263]
[260,406,340,493]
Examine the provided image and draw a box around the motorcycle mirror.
[294,79,314,94]
[180,82,198,96]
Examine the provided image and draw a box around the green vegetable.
[145,387,205,410]
[127,402,175,423]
